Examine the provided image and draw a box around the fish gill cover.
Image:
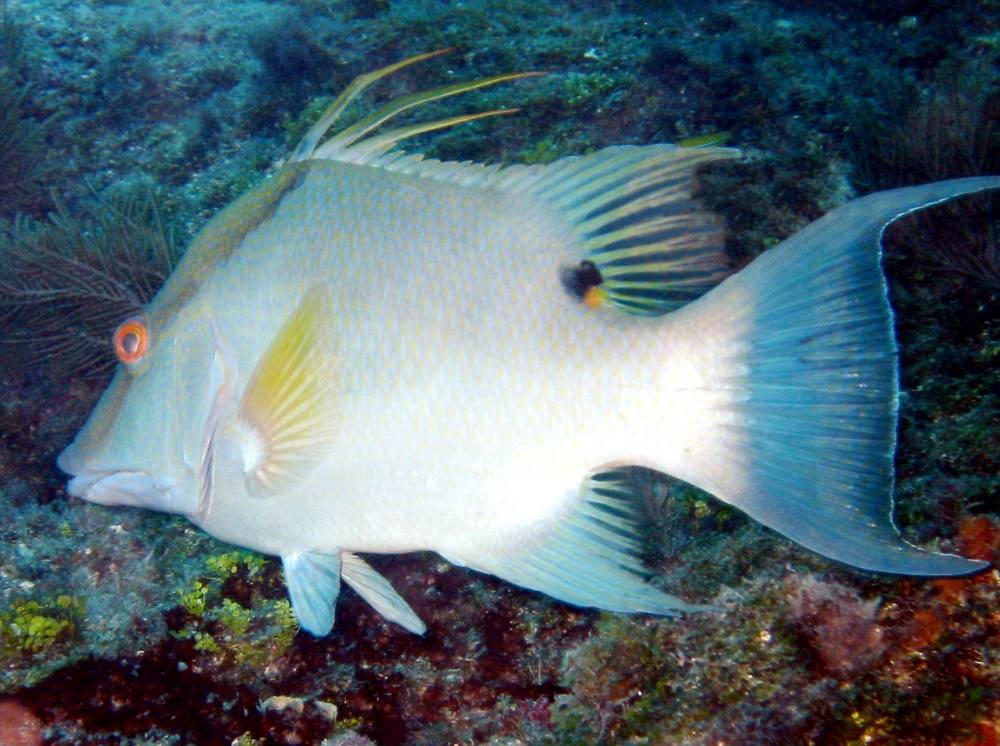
[0,0,998,745]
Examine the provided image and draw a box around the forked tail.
[685,176,999,575]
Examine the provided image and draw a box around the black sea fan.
[0,194,180,379]
[853,82,1000,291]
[0,9,52,217]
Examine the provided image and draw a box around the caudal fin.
[690,176,999,575]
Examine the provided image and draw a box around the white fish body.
[198,162,722,549]
[58,53,997,636]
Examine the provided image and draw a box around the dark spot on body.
[560,260,603,301]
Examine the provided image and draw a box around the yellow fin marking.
[677,132,731,148]
[583,286,608,308]
[238,284,339,498]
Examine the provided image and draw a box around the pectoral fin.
[236,284,340,498]
[282,551,342,636]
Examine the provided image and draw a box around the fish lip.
[65,470,106,499]
[57,444,123,501]
[63,466,186,514]
[65,469,162,506]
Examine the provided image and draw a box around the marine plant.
[0,6,25,77]
[0,595,83,657]
[854,81,1000,190]
[0,9,51,218]
[547,557,1000,746]
[856,85,1000,525]
[849,79,1000,289]
[0,193,179,378]
[170,551,298,678]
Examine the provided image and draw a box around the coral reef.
[0,0,997,743]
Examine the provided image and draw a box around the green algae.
[0,594,86,691]
[171,551,298,677]
[0,595,83,655]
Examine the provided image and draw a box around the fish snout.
[59,444,186,513]
[56,441,84,477]
[64,469,165,508]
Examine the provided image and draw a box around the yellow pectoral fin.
[237,284,339,498]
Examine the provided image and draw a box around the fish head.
[58,303,235,519]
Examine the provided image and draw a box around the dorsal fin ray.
[323,108,521,165]
[291,48,540,164]
[520,144,740,315]
[290,48,451,162]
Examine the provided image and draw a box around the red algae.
[901,608,947,652]
[0,700,43,746]
[928,517,1000,606]
[783,575,885,676]
[957,516,1000,562]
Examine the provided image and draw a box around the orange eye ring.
[113,317,150,365]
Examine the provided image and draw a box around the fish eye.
[113,317,150,365]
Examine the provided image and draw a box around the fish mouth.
[60,446,184,512]
[56,441,85,478]
[65,470,160,506]
[63,466,178,511]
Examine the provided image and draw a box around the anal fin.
[458,469,715,616]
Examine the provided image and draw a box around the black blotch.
[560,260,604,301]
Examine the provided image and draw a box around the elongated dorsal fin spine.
[290,48,452,162]
[290,48,541,164]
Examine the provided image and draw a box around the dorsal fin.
[289,52,736,315]
[516,144,739,315]
[291,49,540,165]
[371,143,738,315]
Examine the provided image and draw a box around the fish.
[58,50,998,637]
